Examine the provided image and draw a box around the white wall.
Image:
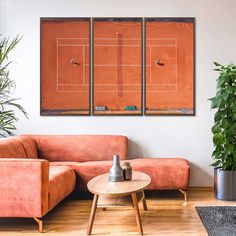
[1,0,236,186]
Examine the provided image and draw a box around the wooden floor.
[1,187,236,236]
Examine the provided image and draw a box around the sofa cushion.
[0,136,38,159]
[29,135,128,162]
[0,137,27,158]
[50,158,190,190]
[129,158,190,190]
[50,161,80,167]
[18,136,38,159]
[52,158,190,191]
[48,166,76,210]
[50,160,113,191]
[64,160,114,190]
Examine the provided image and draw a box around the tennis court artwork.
[93,18,143,115]
[145,18,195,115]
[41,18,90,115]
[40,17,195,116]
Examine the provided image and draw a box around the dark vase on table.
[122,162,132,180]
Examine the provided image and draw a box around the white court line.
[94,45,140,47]
[56,38,87,89]
[93,89,177,92]
[58,44,89,46]
[93,90,176,92]
[56,37,179,93]
[57,37,176,40]
[150,45,151,83]
[148,38,178,91]
[58,86,176,92]
[143,37,179,40]
[144,45,175,46]
[94,37,177,40]
[94,38,140,40]
[58,84,89,86]
[176,39,178,90]
[58,38,89,39]
[93,45,176,47]
[57,90,89,93]
[83,46,85,84]
[86,64,141,66]
[58,83,177,86]
[57,90,176,93]
[94,83,176,85]
[56,38,59,92]
[146,90,177,93]
[93,64,141,66]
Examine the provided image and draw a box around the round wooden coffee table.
[87,171,151,235]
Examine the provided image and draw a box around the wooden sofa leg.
[33,217,43,233]
[178,189,187,205]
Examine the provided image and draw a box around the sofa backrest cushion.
[0,136,38,159]
[18,136,38,158]
[28,135,128,162]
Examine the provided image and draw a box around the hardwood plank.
[0,187,235,235]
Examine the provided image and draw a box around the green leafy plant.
[0,35,28,137]
[209,62,236,170]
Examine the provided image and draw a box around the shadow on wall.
[128,139,151,159]
[189,162,213,186]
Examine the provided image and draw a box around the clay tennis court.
[41,18,194,115]
[41,19,90,115]
[145,18,194,115]
[93,18,142,115]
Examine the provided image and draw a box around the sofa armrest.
[0,158,49,217]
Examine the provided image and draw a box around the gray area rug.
[196,206,236,236]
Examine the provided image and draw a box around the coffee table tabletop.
[87,171,151,235]
[87,171,151,196]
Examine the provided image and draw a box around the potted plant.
[0,35,27,137]
[209,62,236,200]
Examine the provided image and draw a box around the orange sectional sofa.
[0,135,190,232]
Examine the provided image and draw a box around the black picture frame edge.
[144,17,196,116]
[145,17,195,23]
[92,17,143,22]
[40,17,91,22]
[40,17,92,116]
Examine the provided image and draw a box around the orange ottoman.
[129,158,190,202]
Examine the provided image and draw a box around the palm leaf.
[0,35,28,137]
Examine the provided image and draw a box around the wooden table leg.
[141,190,148,211]
[131,193,143,235]
[87,194,99,235]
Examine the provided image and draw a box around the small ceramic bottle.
[109,155,124,182]
[122,162,132,180]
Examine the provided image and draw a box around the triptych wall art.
[41,17,195,116]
